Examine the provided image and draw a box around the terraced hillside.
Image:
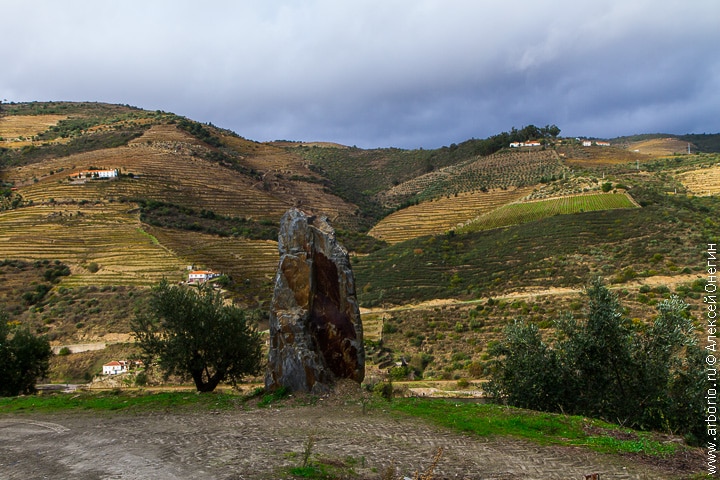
[354,186,717,307]
[378,149,566,206]
[0,105,361,306]
[459,192,639,233]
[1,102,719,388]
[0,202,184,287]
[368,186,534,244]
[678,164,720,195]
[146,226,279,304]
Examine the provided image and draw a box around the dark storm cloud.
[2,0,718,148]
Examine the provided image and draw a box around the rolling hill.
[1,101,719,383]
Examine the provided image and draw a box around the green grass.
[0,390,247,414]
[459,193,637,233]
[389,398,681,457]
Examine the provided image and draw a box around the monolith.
[265,208,365,393]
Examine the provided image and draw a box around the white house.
[102,361,126,375]
[509,141,541,148]
[188,270,221,283]
[582,140,611,147]
[71,169,119,180]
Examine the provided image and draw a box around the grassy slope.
[459,192,638,233]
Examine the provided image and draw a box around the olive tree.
[132,280,263,392]
[488,279,703,440]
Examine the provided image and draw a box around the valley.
[1,102,719,387]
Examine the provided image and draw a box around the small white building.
[188,270,221,284]
[102,361,126,375]
[71,169,119,180]
[509,141,541,148]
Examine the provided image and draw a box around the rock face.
[265,208,365,393]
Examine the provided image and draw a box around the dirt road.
[0,399,698,480]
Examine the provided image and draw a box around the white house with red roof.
[71,169,119,180]
[188,270,221,284]
[102,361,126,375]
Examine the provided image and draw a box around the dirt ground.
[0,390,703,480]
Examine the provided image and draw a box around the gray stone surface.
[265,208,365,393]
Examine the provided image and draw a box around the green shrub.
[389,365,410,381]
[487,279,704,443]
[382,322,398,334]
[373,381,394,401]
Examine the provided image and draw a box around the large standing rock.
[265,208,365,393]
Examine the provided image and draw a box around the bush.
[0,310,52,396]
[487,279,703,441]
[373,381,394,401]
[389,365,410,381]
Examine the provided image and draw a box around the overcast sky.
[2,1,719,149]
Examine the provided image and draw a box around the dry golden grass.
[0,114,67,148]
[678,165,720,196]
[127,124,207,146]
[627,137,692,157]
[562,138,691,168]
[560,145,650,167]
[369,187,534,244]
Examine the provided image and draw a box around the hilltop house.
[509,140,542,148]
[71,169,119,180]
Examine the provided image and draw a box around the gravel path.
[0,398,695,480]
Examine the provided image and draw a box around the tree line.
[487,278,706,444]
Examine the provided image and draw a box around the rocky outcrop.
[265,208,365,393]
